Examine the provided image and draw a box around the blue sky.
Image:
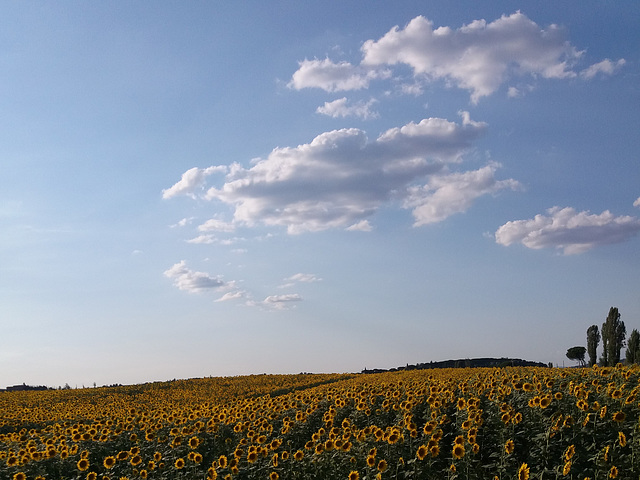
[1,1,639,388]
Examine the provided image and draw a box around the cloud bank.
[290,12,624,103]
[495,206,640,254]
[164,113,519,234]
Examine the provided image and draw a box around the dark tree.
[566,346,587,367]
[626,329,640,365]
[601,307,626,366]
[586,325,600,367]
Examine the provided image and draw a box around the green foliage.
[601,307,626,366]
[626,329,640,365]
[586,325,600,367]
[566,346,586,366]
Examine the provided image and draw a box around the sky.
[1,1,639,388]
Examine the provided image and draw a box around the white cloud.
[495,206,640,254]
[404,163,521,226]
[247,293,303,310]
[186,234,216,244]
[288,58,389,92]
[195,113,486,234]
[634,197,640,208]
[290,12,622,104]
[170,217,195,228]
[316,97,379,119]
[279,273,322,289]
[580,58,626,79]
[162,166,227,199]
[346,219,373,232]
[163,261,229,292]
[288,273,322,283]
[198,218,236,232]
[215,290,246,302]
[507,87,520,98]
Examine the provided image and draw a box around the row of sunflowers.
[1,364,639,479]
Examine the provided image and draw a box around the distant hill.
[361,357,548,374]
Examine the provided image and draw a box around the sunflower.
[563,461,571,476]
[618,431,627,447]
[366,455,376,467]
[609,466,618,478]
[104,456,116,469]
[540,396,552,409]
[12,473,26,480]
[175,458,185,469]
[269,473,279,480]
[193,453,203,464]
[416,445,428,461]
[564,445,575,461]
[454,435,465,445]
[294,450,304,461]
[612,411,626,423]
[377,460,388,472]
[348,471,360,480]
[504,440,515,455]
[430,445,440,457]
[130,455,142,466]
[189,436,200,449]
[518,463,530,480]
[207,467,218,479]
[86,473,97,480]
[77,458,90,471]
[218,455,228,468]
[247,451,258,463]
[117,451,129,461]
[452,444,465,460]
[315,444,324,455]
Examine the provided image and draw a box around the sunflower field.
[2,365,640,480]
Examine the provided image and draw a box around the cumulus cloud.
[316,97,379,119]
[288,58,389,92]
[495,206,640,254]
[405,163,521,226]
[163,261,229,292]
[194,113,487,233]
[290,12,623,103]
[162,166,227,199]
[634,197,640,208]
[580,58,626,79]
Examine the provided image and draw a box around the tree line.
[566,307,640,367]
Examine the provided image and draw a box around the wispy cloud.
[495,206,640,254]
[279,273,322,288]
[247,294,303,310]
